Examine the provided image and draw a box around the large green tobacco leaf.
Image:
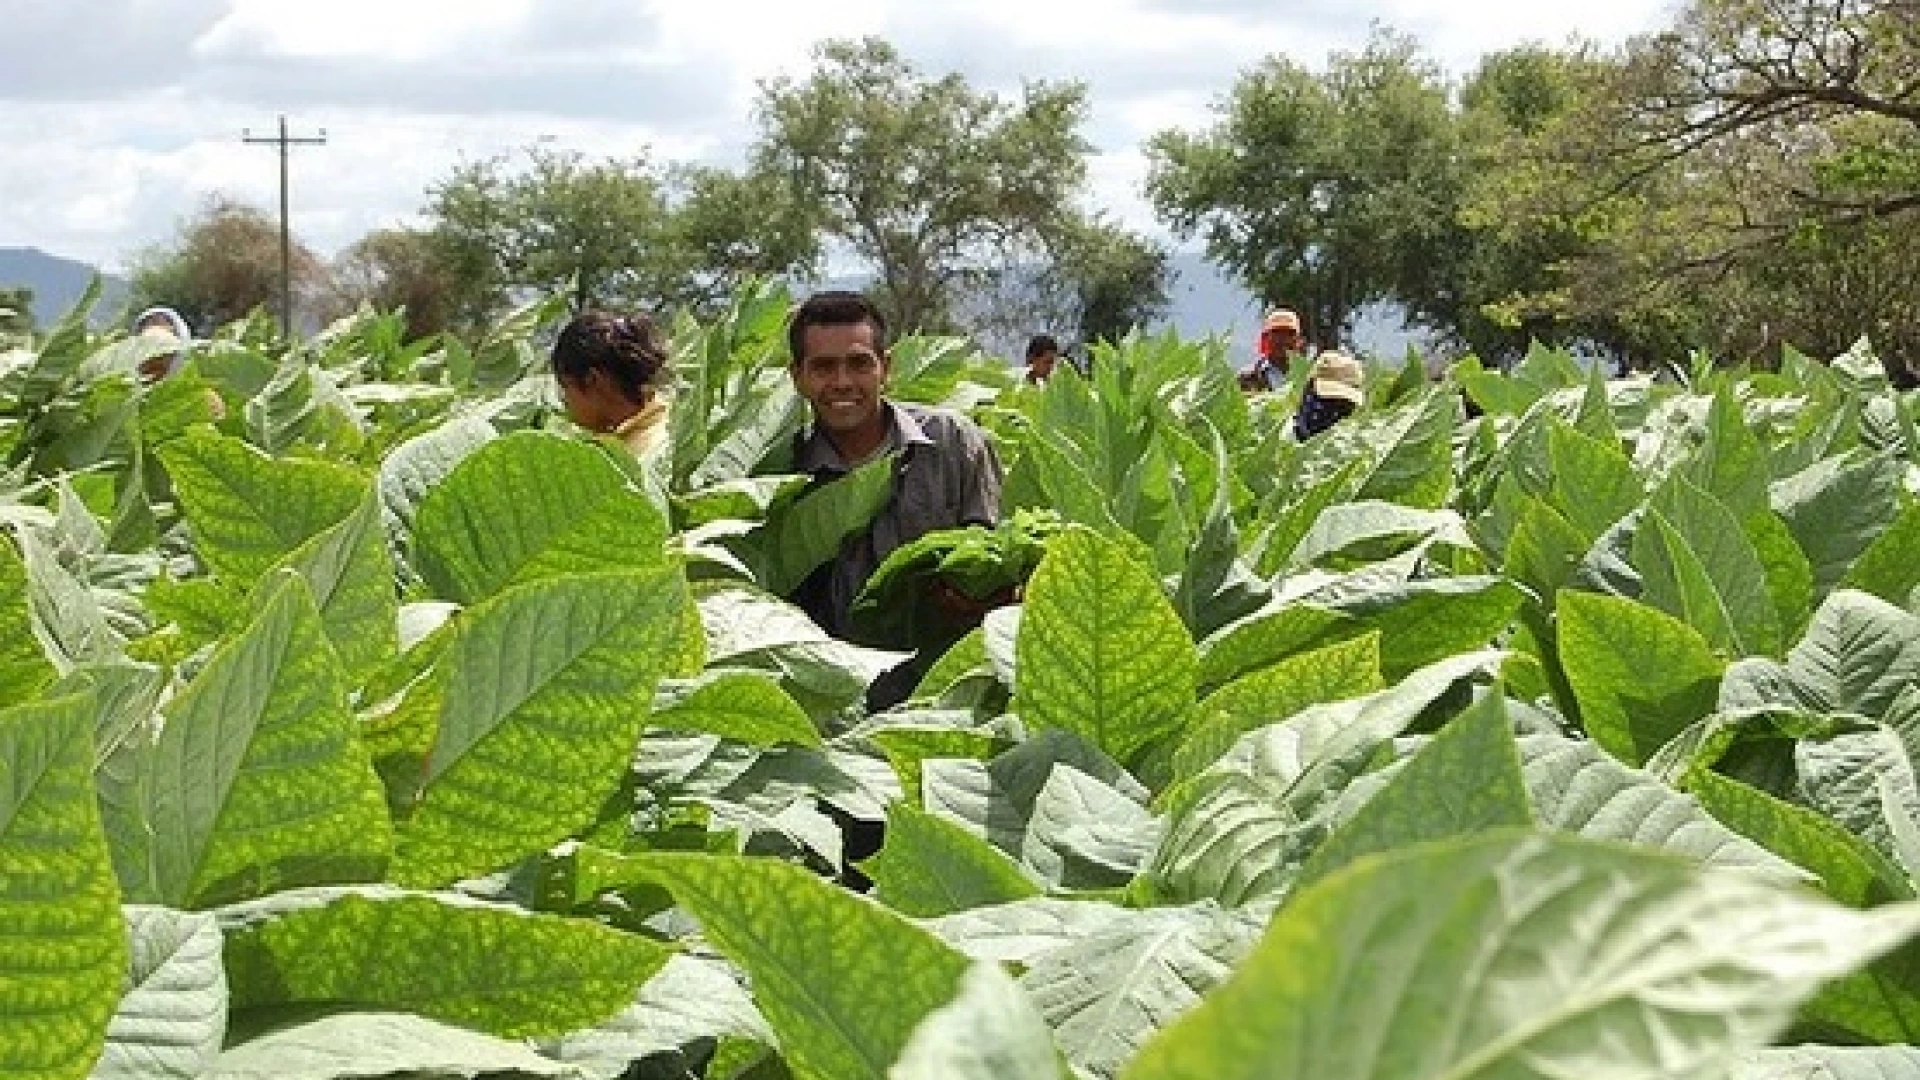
[1517,734,1802,881]
[920,732,1148,887]
[375,413,496,539]
[651,669,822,747]
[1689,770,1911,906]
[1123,832,1920,1080]
[1746,508,1816,645]
[1676,388,1772,519]
[18,525,124,668]
[1284,502,1472,570]
[539,953,772,1078]
[761,453,898,596]
[1195,602,1355,692]
[1021,764,1164,887]
[220,887,669,1038]
[92,906,227,1080]
[1801,943,1920,1045]
[1634,478,1782,657]
[0,532,56,700]
[1296,693,1532,887]
[412,431,669,605]
[393,568,685,887]
[1348,388,1460,510]
[696,583,908,710]
[1249,462,1363,578]
[1016,526,1196,766]
[921,897,1148,966]
[1145,652,1501,907]
[1720,590,1920,723]
[1843,500,1920,608]
[1545,422,1642,541]
[157,428,367,583]
[631,853,974,1080]
[261,489,397,687]
[864,802,1042,918]
[0,692,127,1080]
[1772,450,1904,598]
[1020,902,1262,1080]
[99,574,390,908]
[205,1012,585,1080]
[1733,1046,1920,1080]
[1319,576,1523,681]
[1558,590,1723,765]
[1503,498,1591,604]
[891,961,1067,1080]
[1173,634,1383,781]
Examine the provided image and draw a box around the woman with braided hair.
[549,310,673,463]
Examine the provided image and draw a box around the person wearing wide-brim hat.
[1294,349,1366,439]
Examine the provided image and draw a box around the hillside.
[0,247,129,329]
[0,244,1422,359]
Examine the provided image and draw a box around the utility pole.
[242,115,326,339]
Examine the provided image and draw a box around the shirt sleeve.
[953,417,1003,527]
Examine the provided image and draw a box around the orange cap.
[1261,308,1301,332]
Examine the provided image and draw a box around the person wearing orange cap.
[1293,349,1366,439]
[1240,307,1304,392]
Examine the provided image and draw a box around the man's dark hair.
[550,310,667,402]
[1025,333,1060,360]
[788,290,888,365]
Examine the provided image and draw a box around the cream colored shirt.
[613,397,671,461]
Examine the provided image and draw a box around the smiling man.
[786,290,1003,652]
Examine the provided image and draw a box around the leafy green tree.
[1146,30,1458,349]
[126,196,326,332]
[664,164,822,313]
[751,37,1099,334]
[1062,219,1172,345]
[324,227,456,342]
[1465,0,1920,372]
[426,148,679,320]
[424,148,821,328]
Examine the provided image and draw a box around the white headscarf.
[131,306,192,379]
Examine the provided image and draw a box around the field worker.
[786,290,1003,653]
[550,310,672,465]
[1294,349,1366,439]
[1240,307,1305,392]
[1024,333,1061,384]
[131,306,192,382]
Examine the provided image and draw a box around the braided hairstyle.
[550,310,668,403]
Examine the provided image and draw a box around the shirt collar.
[796,400,931,471]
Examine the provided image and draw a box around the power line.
[242,115,327,339]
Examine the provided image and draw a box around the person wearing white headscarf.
[131,306,191,382]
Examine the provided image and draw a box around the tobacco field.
[6,281,1920,1079]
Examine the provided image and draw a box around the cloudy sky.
[2,0,1677,274]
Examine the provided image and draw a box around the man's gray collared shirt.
[792,401,1002,637]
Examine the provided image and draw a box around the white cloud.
[0,0,1677,274]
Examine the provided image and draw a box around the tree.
[1061,220,1172,345]
[426,148,679,320]
[424,147,821,328]
[126,196,326,333]
[1146,30,1459,349]
[1463,0,1920,372]
[752,37,1098,334]
[324,227,456,341]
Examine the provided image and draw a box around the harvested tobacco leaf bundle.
[848,509,1062,650]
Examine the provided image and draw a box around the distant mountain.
[0,247,129,329]
[1,243,1423,361]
